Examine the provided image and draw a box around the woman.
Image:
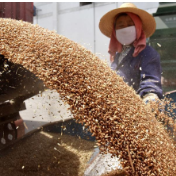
[99,3,163,103]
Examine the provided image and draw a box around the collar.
[122,45,132,52]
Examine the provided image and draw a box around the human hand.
[142,93,159,104]
[142,93,165,113]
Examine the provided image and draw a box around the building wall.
[33,2,159,64]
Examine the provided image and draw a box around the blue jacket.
[111,45,163,99]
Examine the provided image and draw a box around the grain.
[0,131,95,176]
[0,18,176,176]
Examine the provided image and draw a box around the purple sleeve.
[137,50,163,99]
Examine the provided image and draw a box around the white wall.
[57,4,94,53]
[34,2,53,30]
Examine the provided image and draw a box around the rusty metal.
[0,2,33,23]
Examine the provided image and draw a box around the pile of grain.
[0,18,176,176]
[0,131,95,176]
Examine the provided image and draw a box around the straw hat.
[99,3,156,38]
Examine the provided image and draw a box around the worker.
[99,2,163,104]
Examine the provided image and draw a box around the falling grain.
[0,18,176,176]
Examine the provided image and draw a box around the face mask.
[116,26,136,45]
